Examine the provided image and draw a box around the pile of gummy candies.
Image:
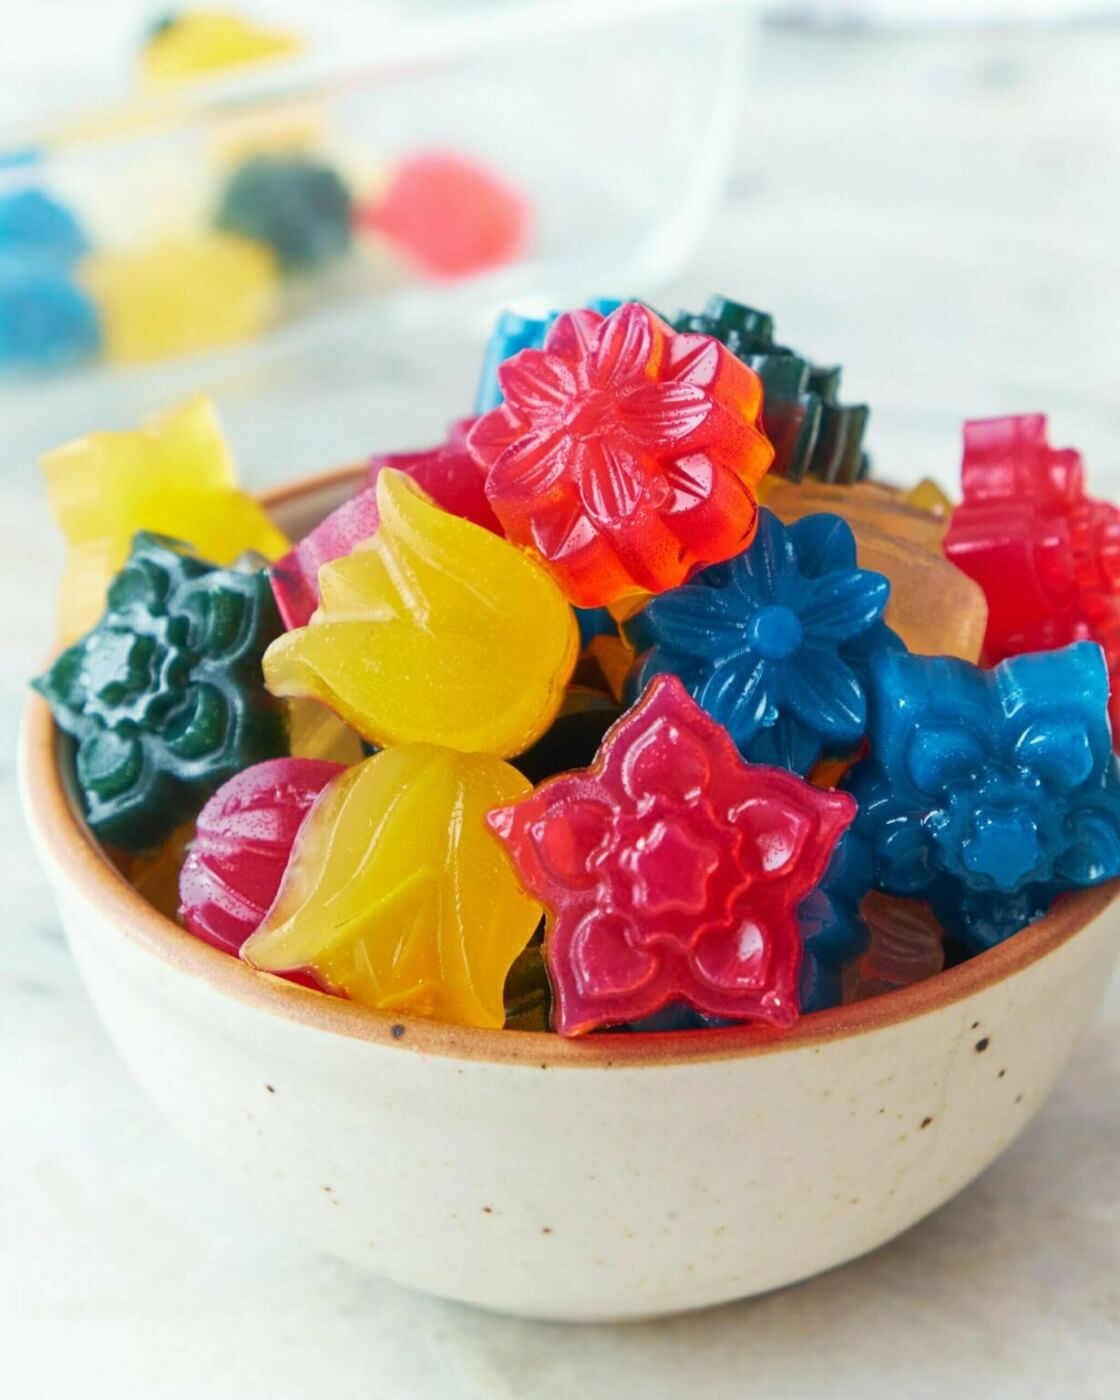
[31,294,1120,1037]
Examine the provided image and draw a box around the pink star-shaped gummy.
[467,302,774,608]
[487,675,856,1036]
[269,418,500,629]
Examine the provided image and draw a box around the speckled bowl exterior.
[19,470,1120,1322]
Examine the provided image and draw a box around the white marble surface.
[4,20,1120,1399]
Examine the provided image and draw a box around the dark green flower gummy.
[671,294,870,485]
[215,154,353,274]
[33,532,287,852]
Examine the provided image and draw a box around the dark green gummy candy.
[215,154,353,274]
[33,532,287,852]
[671,294,870,485]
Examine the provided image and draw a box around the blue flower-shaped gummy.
[623,508,902,775]
[845,641,1120,951]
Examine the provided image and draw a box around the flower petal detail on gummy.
[624,509,902,775]
[32,532,288,851]
[468,301,774,608]
[487,674,856,1035]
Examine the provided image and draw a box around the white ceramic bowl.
[20,470,1120,1322]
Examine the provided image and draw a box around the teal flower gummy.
[33,532,287,851]
[623,509,902,775]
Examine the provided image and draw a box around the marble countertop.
[4,20,1120,1399]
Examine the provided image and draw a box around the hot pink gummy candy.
[179,756,343,954]
[487,674,855,1035]
[943,414,1120,736]
[369,416,502,537]
[270,418,499,629]
[359,153,529,279]
[468,302,774,608]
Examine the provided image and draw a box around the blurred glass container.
[0,0,754,435]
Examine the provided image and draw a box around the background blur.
[4,3,1120,1397]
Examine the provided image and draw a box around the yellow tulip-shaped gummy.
[263,470,579,755]
[41,396,290,642]
[242,747,542,1027]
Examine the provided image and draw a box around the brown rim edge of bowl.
[18,470,1120,1069]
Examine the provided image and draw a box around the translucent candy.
[271,420,499,630]
[762,477,987,661]
[31,532,287,851]
[624,509,900,775]
[843,892,945,1002]
[475,300,624,415]
[263,469,578,755]
[488,675,856,1035]
[79,234,277,362]
[845,642,1120,951]
[369,418,500,535]
[179,757,344,954]
[359,154,529,280]
[943,414,1120,737]
[216,155,352,273]
[40,396,290,641]
[671,294,870,484]
[284,698,365,765]
[242,746,541,1028]
[469,302,774,608]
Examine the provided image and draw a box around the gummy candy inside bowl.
[20,467,1120,1323]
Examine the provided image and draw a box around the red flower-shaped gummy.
[487,675,855,1035]
[179,757,343,954]
[943,414,1120,736]
[270,418,500,629]
[468,302,774,607]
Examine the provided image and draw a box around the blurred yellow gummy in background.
[242,746,542,1028]
[263,470,579,756]
[79,234,277,362]
[140,9,303,86]
[41,396,290,641]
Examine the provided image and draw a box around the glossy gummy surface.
[488,674,856,1035]
[32,532,288,852]
[262,470,578,755]
[40,396,289,642]
[179,757,345,955]
[943,413,1120,737]
[242,746,541,1027]
[845,642,1120,951]
[671,294,869,484]
[625,509,900,774]
[469,301,774,607]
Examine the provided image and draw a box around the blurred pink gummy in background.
[358,153,530,279]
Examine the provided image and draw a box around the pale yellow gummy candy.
[40,396,289,641]
[79,234,277,363]
[263,469,579,756]
[242,746,542,1028]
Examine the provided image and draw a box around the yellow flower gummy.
[263,469,579,756]
[41,396,290,641]
[79,234,277,363]
[241,746,542,1028]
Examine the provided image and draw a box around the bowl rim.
[20,466,1120,1069]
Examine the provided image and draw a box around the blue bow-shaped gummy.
[845,641,1120,951]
